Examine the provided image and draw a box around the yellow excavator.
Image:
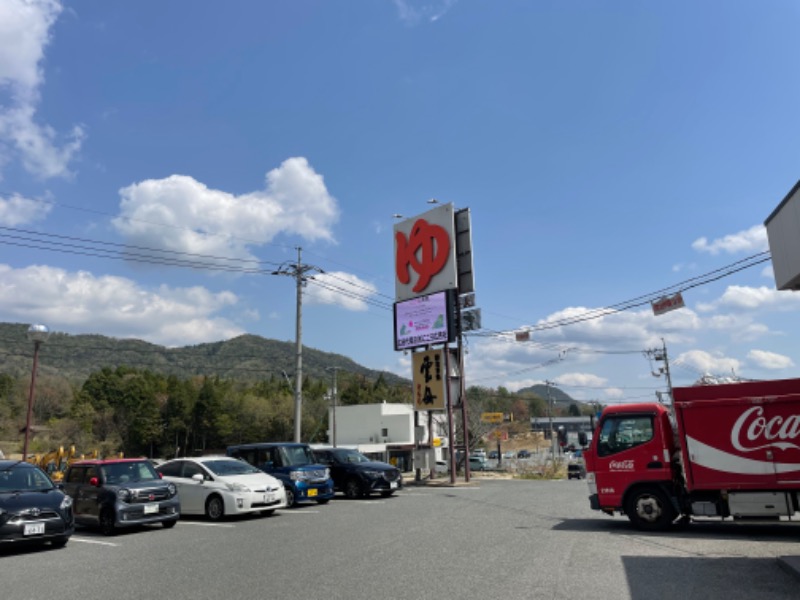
[26,446,105,481]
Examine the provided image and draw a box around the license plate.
[144,503,158,514]
[307,488,318,497]
[24,522,45,536]
[264,493,275,503]
[390,481,398,489]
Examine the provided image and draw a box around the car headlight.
[289,471,304,482]
[225,482,249,492]
[167,483,177,496]
[324,468,330,479]
[117,488,131,502]
[60,495,73,509]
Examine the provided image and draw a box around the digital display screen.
[394,289,456,351]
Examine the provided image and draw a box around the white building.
[326,402,448,472]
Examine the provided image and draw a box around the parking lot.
[3,478,800,600]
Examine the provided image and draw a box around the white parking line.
[278,510,320,515]
[177,521,235,528]
[70,537,119,546]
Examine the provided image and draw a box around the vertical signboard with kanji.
[412,348,447,411]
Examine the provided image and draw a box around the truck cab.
[584,403,678,530]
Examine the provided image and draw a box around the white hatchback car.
[156,456,287,520]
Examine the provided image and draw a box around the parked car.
[517,449,531,459]
[227,443,334,507]
[156,456,287,520]
[567,462,586,480]
[471,449,487,459]
[469,456,487,471]
[488,450,499,459]
[0,460,74,548]
[62,458,180,535]
[313,447,402,499]
[502,451,516,459]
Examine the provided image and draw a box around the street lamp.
[23,324,50,459]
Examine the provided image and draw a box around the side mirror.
[89,477,99,487]
[261,461,274,471]
[192,473,205,483]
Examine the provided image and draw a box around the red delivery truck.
[583,377,800,530]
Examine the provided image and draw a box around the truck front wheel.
[625,486,675,531]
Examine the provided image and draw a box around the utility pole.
[646,338,674,404]
[546,380,555,462]
[272,247,321,442]
[326,366,341,447]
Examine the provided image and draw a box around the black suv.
[63,458,180,535]
[313,447,402,499]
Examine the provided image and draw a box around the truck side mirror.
[578,432,588,446]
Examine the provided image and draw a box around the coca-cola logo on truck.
[731,405,800,452]
[609,459,635,471]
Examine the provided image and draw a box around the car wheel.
[51,535,69,548]
[285,487,296,507]
[316,498,330,505]
[162,519,177,529]
[205,495,225,520]
[99,508,116,536]
[344,478,363,499]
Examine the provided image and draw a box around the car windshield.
[101,461,159,484]
[279,446,317,466]
[0,464,55,492]
[332,449,370,464]
[203,459,261,476]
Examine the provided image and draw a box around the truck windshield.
[597,415,654,457]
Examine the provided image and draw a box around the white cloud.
[112,157,339,264]
[0,263,244,346]
[697,285,800,312]
[692,225,768,255]
[393,0,459,24]
[0,193,51,225]
[305,271,377,311]
[674,349,741,377]
[747,349,794,370]
[554,372,608,388]
[0,0,84,179]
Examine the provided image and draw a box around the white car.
[156,456,287,520]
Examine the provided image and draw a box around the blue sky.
[1,0,799,404]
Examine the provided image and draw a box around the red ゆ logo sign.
[395,218,451,294]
